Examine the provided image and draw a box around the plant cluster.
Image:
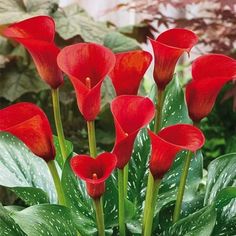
[0,11,236,236]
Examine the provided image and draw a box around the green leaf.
[0,204,26,236]
[10,204,78,236]
[205,153,236,235]
[0,0,59,24]
[103,32,140,53]
[0,65,48,102]
[54,4,109,43]
[54,136,73,168]
[161,205,216,236]
[0,132,57,204]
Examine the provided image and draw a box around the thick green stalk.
[173,151,193,223]
[143,89,165,230]
[143,179,161,236]
[87,121,97,158]
[47,160,66,206]
[123,164,129,198]
[51,88,67,161]
[93,197,105,236]
[118,169,126,236]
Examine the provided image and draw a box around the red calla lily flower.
[3,16,63,89]
[57,43,116,121]
[70,152,117,199]
[148,124,205,179]
[150,28,198,90]
[111,95,155,169]
[0,102,55,162]
[186,54,236,122]
[109,50,152,95]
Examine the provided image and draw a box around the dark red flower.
[109,50,152,95]
[3,16,63,89]
[186,54,236,122]
[0,102,55,162]
[111,95,155,169]
[57,43,116,121]
[149,124,205,179]
[70,152,117,199]
[150,28,198,90]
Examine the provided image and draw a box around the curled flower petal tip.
[111,95,155,169]
[3,16,63,89]
[0,102,55,162]
[109,50,152,95]
[148,124,205,179]
[150,28,198,90]
[186,54,236,122]
[57,43,116,121]
[70,152,117,199]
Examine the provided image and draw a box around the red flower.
[186,54,236,122]
[111,95,155,169]
[57,43,116,121]
[0,102,55,162]
[3,16,63,89]
[109,50,152,95]
[70,152,117,199]
[150,28,198,90]
[148,124,205,179]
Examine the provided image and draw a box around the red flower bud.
[149,124,205,179]
[150,28,198,90]
[3,16,63,89]
[57,43,116,121]
[109,50,152,95]
[111,95,155,169]
[0,102,55,162]
[70,152,117,199]
[186,54,236,122]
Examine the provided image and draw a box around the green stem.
[173,151,193,223]
[154,89,165,132]
[123,164,129,198]
[93,197,105,236]
[143,88,165,230]
[118,169,126,236]
[87,121,97,158]
[47,160,66,206]
[143,179,161,236]
[51,88,67,162]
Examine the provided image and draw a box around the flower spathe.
[149,124,205,179]
[57,43,116,121]
[150,28,198,90]
[3,16,63,89]
[70,152,117,199]
[186,54,236,122]
[109,50,152,95]
[0,102,55,162]
[111,95,155,169]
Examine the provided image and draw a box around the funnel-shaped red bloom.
[0,102,55,162]
[111,95,155,169]
[3,16,63,89]
[149,124,205,179]
[70,152,117,199]
[186,54,236,122]
[57,43,116,121]
[150,28,198,90]
[109,50,152,95]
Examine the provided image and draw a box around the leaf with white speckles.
[0,132,57,204]
[205,153,236,235]
[0,204,26,236]
[10,204,78,236]
[161,204,216,236]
